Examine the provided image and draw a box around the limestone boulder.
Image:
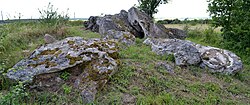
[128,7,186,39]
[144,38,201,65]
[6,37,119,103]
[105,30,135,45]
[196,45,243,74]
[84,16,99,32]
[166,28,187,40]
[85,7,186,39]
[144,38,243,74]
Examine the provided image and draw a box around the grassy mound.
[0,22,249,104]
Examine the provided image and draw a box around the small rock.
[44,34,57,44]
[156,62,174,74]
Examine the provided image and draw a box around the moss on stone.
[54,50,62,57]
[67,40,75,45]
[66,55,82,65]
[28,60,57,68]
[39,48,60,55]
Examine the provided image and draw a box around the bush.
[208,0,250,55]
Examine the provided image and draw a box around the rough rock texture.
[105,30,135,45]
[44,34,57,44]
[167,28,187,40]
[128,7,178,39]
[7,37,119,103]
[84,7,187,39]
[156,62,174,74]
[96,10,134,35]
[84,16,99,32]
[144,38,243,74]
[144,38,201,66]
[196,45,243,74]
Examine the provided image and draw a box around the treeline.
[157,18,213,25]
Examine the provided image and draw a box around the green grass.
[0,22,249,104]
[0,21,100,69]
[95,38,250,104]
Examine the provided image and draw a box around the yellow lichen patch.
[28,60,57,68]
[67,40,75,45]
[39,48,60,55]
[89,42,101,48]
[108,52,119,59]
[66,54,82,65]
[32,57,39,61]
[54,50,62,57]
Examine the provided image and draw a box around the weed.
[166,54,175,62]
[60,71,71,80]
[38,2,69,26]
[62,84,72,94]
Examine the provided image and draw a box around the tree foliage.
[208,0,250,52]
[138,0,169,18]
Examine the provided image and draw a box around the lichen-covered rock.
[196,45,243,74]
[6,37,119,103]
[128,7,186,39]
[144,38,243,74]
[144,38,201,65]
[85,7,186,39]
[105,30,135,45]
[95,10,137,36]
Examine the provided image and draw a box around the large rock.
[94,10,139,37]
[144,38,201,66]
[128,7,178,39]
[105,30,135,46]
[166,28,187,40]
[84,16,99,32]
[6,37,119,103]
[85,7,187,39]
[144,38,243,74]
[196,45,243,74]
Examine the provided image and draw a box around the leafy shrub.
[208,0,250,55]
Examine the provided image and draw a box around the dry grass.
[164,24,222,32]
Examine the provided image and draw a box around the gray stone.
[144,38,201,66]
[85,7,186,39]
[6,37,119,103]
[144,38,243,74]
[166,28,187,40]
[84,16,99,32]
[44,34,57,44]
[105,30,135,45]
[156,62,174,74]
[128,7,186,39]
[195,45,243,74]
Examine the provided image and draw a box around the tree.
[138,0,169,18]
[208,0,250,52]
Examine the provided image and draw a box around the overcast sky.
[0,0,210,20]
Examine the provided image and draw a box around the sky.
[0,0,210,20]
